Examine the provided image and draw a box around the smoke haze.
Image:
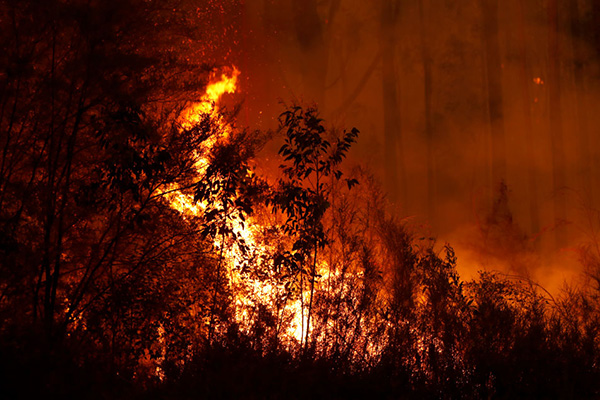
[217,0,600,292]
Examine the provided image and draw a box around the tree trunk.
[593,0,600,58]
[291,0,335,109]
[547,0,568,247]
[380,0,406,206]
[516,0,540,238]
[481,0,507,191]
[419,0,435,224]
[567,0,593,206]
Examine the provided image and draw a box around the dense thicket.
[1,1,599,399]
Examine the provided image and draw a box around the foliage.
[0,2,599,398]
[268,105,358,349]
[0,0,225,380]
[271,105,358,274]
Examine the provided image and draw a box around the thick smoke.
[232,0,600,293]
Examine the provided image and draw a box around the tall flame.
[165,67,240,215]
[179,66,240,130]
[161,67,312,343]
[165,66,241,214]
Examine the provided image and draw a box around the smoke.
[230,0,600,293]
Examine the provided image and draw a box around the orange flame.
[162,67,310,343]
[162,66,334,344]
[165,66,241,215]
[179,66,240,130]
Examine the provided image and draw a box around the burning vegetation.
[1,0,600,399]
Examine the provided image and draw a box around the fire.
[179,66,240,130]
[205,67,240,103]
[166,65,246,236]
[164,66,240,215]
[162,66,312,343]
[533,77,544,85]
[161,67,356,348]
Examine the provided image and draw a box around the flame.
[161,66,350,348]
[164,66,240,216]
[161,66,311,343]
[533,77,544,85]
[179,66,240,131]
[205,68,240,103]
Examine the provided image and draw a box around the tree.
[547,0,568,247]
[567,0,594,207]
[417,246,470,396]
[515,0,541,237]
[418,0,436,224]
[0,0,216,348]
[480,0,507,192]
[379,0,406,205]
[193,127,266,343]
[271,104,357,351]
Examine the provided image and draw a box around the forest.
[1,0,600,398]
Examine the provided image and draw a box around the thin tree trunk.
[208,229,226,345]
[418,0,435,224]
[42,27,58,338]
[516,0,540,237]
[594,1,600,58]
[300,268,304,348]
[547,0,568,247]
[304,156,322,352]
[380,0,406,205]
[304,246,318,351]
[481,0,507,190]
[291,0,337,109]
[567,0,593,206]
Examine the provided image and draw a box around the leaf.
[346,178,359,190]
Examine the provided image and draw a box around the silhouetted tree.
[0,0,217,360]
[271,104,357,351]
[193,127,265,343]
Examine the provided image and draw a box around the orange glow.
[179,66,240,130]
[163,66,240,215]
[165,65,242,217]
[533,77,544,85]
[162,66,312,343]
[162,67,366,346]
[205,67,240,103]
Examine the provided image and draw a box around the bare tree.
[567,0,594,206]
